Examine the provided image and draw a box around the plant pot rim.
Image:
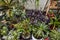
[22,34,30,39]
[32,34,43,40]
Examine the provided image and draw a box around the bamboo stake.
[46,0,50,15]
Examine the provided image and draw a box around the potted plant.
[57,18,60,32]
[47,10,55,19]
[3,29,22,40]
[7,21,24,40]
[32,22,49,40]
[1,26,8,40]
[47,10,60,31]
[49,30,60,40]
[22,29,31,39]
[0,0,27,21]
[21,19,31,39]
[49,17,60,30]
[1,26,8,36]
[14,19,31,39]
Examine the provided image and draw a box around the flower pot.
[22,35,30,39]
[22,34,30,39]
[44,37,49,40]
[32,35,44,40]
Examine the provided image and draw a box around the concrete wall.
[25,0,50,11]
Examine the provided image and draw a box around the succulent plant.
[32,22,49,39]
[14,19,31,39]
[2,29,20,40]
[50,30,60,40]
[1,26,8,36]
[49,17,60,30]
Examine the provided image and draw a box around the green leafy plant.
[3,30,21,40]
[50,30,60,40]
[32,22,49,39]
[0,0,27,20]
[22,19,31,39]
[1,26,8,36]
[14,19,31,39]
[49,17,60,30]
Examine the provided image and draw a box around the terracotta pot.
[47,13,55,19]
[44,37,49,40]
